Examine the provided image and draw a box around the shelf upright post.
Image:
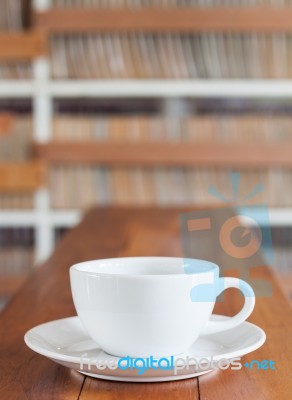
[32,0,54,264]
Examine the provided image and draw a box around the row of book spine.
[49,115,292,208]
[5,33,292,79]
[0,243,34,306]
[51,114,292,143]
[49,166,292,208]
[0,227,34,301]
[0,247,34,275]
[0,115,32,161]
[1,169,291,209]
[1,113,292,209]
[48,114,292,208]
[0,0,23,31]
[50,33,292,80]
[4,113,292,159]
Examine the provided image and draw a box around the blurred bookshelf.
[0,227,34,310]
[1,0,292,306]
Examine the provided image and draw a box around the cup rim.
[70,256,219,279]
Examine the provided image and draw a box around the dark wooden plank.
[203,266,292,400]
[0,208,186,400]
[0,274,29,296]
[275,274,292,305]
[34,142,292,168]
[80,379,198,400]
[34,7,292,33]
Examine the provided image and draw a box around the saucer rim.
[24,314,266,365]
[79,368,214,382]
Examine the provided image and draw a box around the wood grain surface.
[35,7,292,33]
[0,207,291,399]
[34,142,292,168]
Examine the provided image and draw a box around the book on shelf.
[0,0,23,32]
[0,113,34,210]
[0,227,34,302]
[4,1,292,80]
[47,113,292,209]
[2,111,292,209]
[47,28,292,80]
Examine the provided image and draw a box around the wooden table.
[0,208,291,400]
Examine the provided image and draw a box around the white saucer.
[24,315,265,382]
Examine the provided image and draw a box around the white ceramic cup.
[70,257,255,358]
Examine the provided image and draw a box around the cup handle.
[201,277,255,335]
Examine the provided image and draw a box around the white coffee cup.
[70,257,255,358]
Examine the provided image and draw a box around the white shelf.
[237,208,292,226]
[0,81,35,97]
[3,79,292,98]
[49,79,292,98]
[265,208,292,226]
[0,208,291,227]
[0,209,81,227]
